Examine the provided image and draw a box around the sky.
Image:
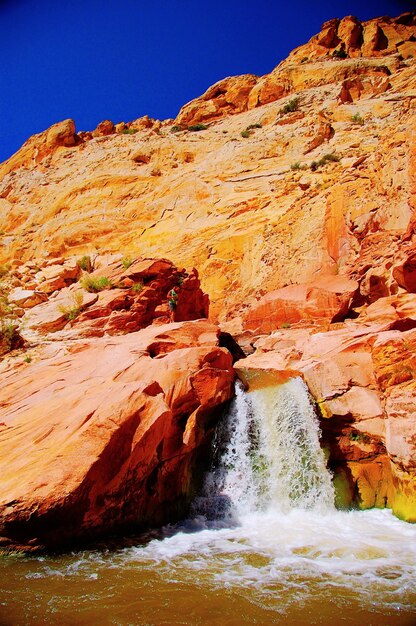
[0,0,414,163]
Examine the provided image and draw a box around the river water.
[1,380,415,625]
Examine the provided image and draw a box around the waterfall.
[193,377,334,521]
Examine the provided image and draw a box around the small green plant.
[0,295,19,353]
[281,322,291,329]
[131,281,144,293]
[122,257,133,270]
[246,123,262,130]
[351,112,364,125]
[170,125,186,133]
[76,255,92,272]
[80,275,112,293]
[240,129,251,138]
[310,152,340,170]
[348,431,370,444]
[290,162,307,171]
[332,48,348,59]
[59,291,84,321]
[24,355,32,363]
[280,97,300,114]
[188,124,208,132]
[122,128,139,134]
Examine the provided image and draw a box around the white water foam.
[5,379,415,622]
[194,377,334,521]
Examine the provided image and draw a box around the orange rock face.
[244,276,358,333]
[0,320,234,550]
[176,13,416,127]
[1,10,416,538]
[1,15,415,323]
[0,255,233,550]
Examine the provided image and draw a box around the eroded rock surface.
[0,256,232,550]
[235,293,416,521]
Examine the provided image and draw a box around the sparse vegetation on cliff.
[76,255,92,272]
[290,162,307,171]
[58,291,84,321]
[310,152,340,171]
[0,295,19,354]
[122,257,133,270]
[80,275,112,292]
[280,97,300,114]
[188,124,208,132]
[131,281,144,293]
[351,113,364,125]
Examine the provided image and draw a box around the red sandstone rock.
[244,276,358,333]
[0,320,234,550]
[92,120,115,137]
[234,302,416,520]
[393,249,416,293]
[0,119,78,177]
[176,75,258,126]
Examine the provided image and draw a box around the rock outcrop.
[176,13,416,126]
[235,292,416,522]
[1,14,415,322]
[0,320,233,550]
[0,256,233,550]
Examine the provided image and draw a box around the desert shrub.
[131,281,144,293]
[281,322,291,329]
[76,255,92,272]
[280,97,300,114]
[348,431,370,444]
[188,124,208,132]
[0,295,19,352]
[122,257,133,270]
[240,129,251,138]
[310,152,340,170]
[122,128,139,134]
[351,112,364,125]
[332,48,347,59]
[170,125,186,133]
[24,355,32,363]
[150,167,162,177]
[246,123,262,130]
[81,275,112,292]
[58,291,84,321]
[290,162,306,171]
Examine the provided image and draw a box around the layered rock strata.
[236,293,416,522]
[0,11,416,540]
[0,257,233,550]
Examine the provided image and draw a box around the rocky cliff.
[0,11,416,546]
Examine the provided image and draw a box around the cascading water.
[194,377,334,521]
[2,379,416,625]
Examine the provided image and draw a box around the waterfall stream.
[193,377,334,521]
[1,379,416,625]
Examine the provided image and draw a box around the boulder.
[7,288,48,309]
[244,276,358,333]
[0,320,234,550]
[92,120,115,137]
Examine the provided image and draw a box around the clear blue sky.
[0,0,414,163]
